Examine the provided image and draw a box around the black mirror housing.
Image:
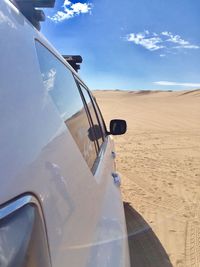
[109,119,127,135]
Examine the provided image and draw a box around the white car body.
[0,1,130,266]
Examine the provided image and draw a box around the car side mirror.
[109,119,127,135]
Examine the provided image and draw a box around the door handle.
[111,151,116,159]
[112,172,121,186]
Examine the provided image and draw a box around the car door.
[35,40,130,267]
[75,81,130,267]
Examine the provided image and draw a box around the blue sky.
[41,0,200,90]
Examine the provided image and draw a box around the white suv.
[0,1,130,266]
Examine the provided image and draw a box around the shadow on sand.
[124,202,173,267]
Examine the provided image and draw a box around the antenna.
[12,0,55,30]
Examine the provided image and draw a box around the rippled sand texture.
[94,89,200,267]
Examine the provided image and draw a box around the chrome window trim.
[0,194,42,220]
[0,194,52,265]
[92,136,109,175]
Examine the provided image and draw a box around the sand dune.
[94,90,200,267]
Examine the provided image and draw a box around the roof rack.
[11,0,55,31]
[62,55,83,72]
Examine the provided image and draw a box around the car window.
[35,41,97,170]
[78,83,104,148]
[90,93,107,138]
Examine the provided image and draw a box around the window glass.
[90,94,107,137]
[35,41,97,169]
[78,84,104,148]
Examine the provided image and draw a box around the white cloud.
[161,31,200,49]
[49,11,71,22]
[161,31,170,37]
[63,0,71,6]
[154,81,200,87]
[42,68,57,92]
[126,30,199,53]
[70,3,91,14]
[49,1,92,23]
[42,68,57,107]
[153,32,158,37]
[174,44,200,49]
[127,32,164,51]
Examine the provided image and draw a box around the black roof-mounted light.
[12,0,55,31]
[63,55,83,72]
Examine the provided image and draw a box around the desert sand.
[94,89,200,267]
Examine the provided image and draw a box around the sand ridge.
[94,89,200,267]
